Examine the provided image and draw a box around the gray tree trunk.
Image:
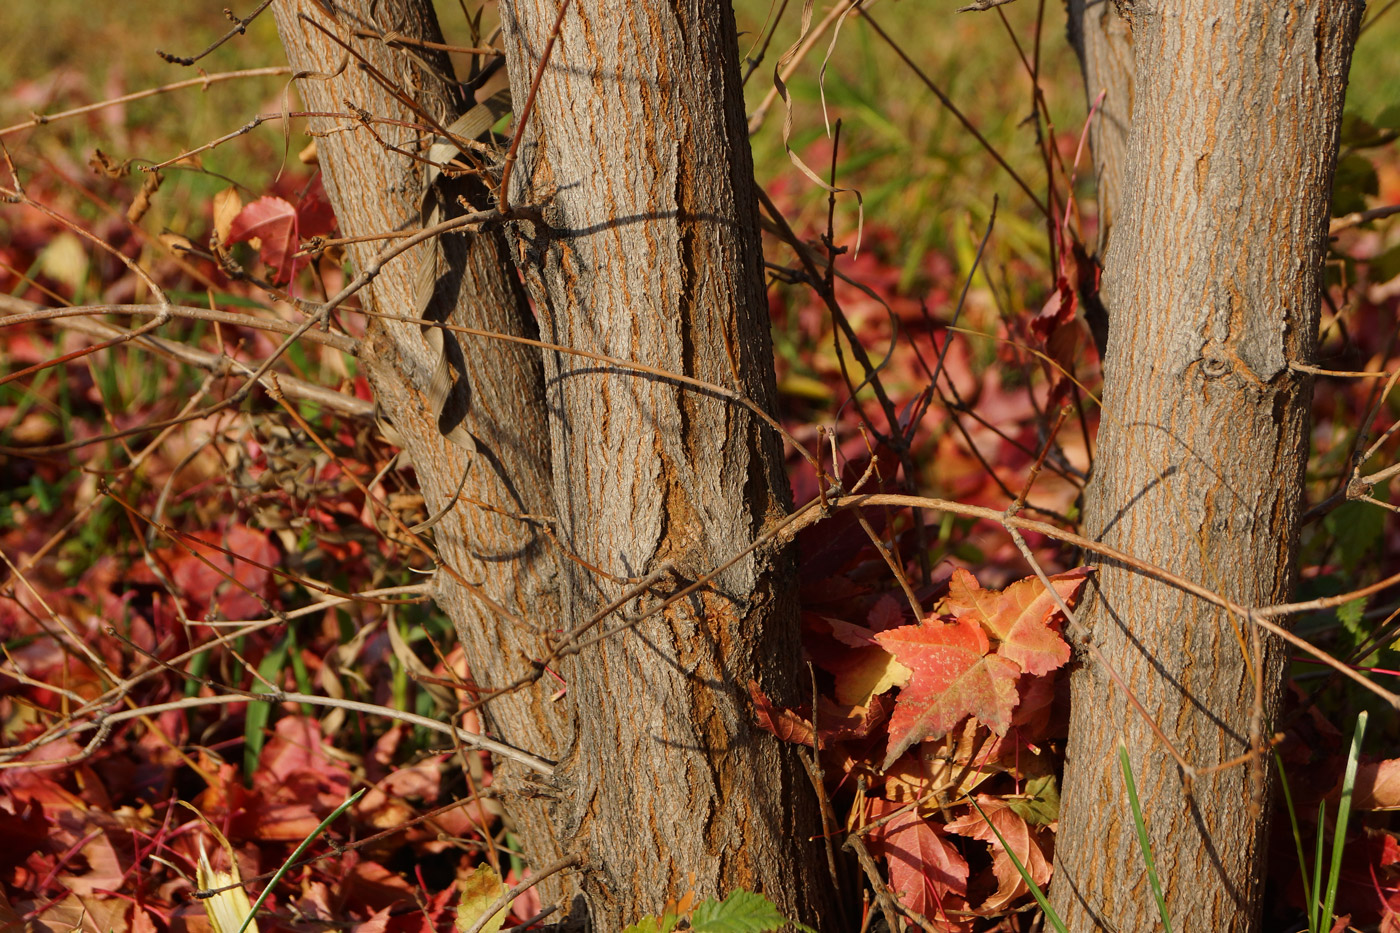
[1065,0,1133,258]
[272,0,579,912]
[494,0,837,927]
[274,1,838,929]
[1050,2,1362,930]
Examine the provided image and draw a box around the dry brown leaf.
[212,187,243,246]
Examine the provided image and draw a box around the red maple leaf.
[867,798,970,923]
[229,195,300,283]
[227,182,336,285]
[1345,757,1400,811]
[164,524,278,620]
[1029,276,1077,344]
[874,617,1023,768]
[945,796,1053,913]
[944,566,1092,676]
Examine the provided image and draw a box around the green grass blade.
[1321,711,1367,931]
[1118,745,1172,933]
[1273,754,1314,928]
[968,797,1068,933]
[243,639,288,779]
[1312,799,1325,933]
[235,787,365,933]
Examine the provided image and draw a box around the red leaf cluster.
[753,565,1090,928]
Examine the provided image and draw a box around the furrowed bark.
[272,0,581,912]
[1065,0,1133,357]
[1050,2,1362,930]
[494,0,839,927]
[1065,0,1133,258]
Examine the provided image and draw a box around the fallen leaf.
[749,680,815,746]
[875,617,1022,768]
[945,796,1053,912]
[944,566,1091,677]
[349,906,391,933]
[1349,758,1400,810]
[456,863,510,933]
[296,174,337,239]
[867,798,970,922]
[1006,773,1060,826]
[196,839,260,933]
[212,188,243,246]
[0,887,21,933]
[749,682,891,748]
[228,196,301,284]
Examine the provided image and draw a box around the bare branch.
[0,67,292,138]
[156,0,277,66]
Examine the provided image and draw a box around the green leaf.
[244,639,289,780]
[689,892,788,933]
[1370,242,1400,285]
[1332,152,1379,216]
[1323,499,1384,574]
[1336,597,1373,664]
[1339,110,1399,149]
[1007,773,1060,826]
[1336,597,1367,636]
[621,914,678,933]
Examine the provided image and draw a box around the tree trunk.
[275,1,839,929]
[1064,0,1133,258]
[1065,0,1133,358]
[1050,2,1362,931]
[271,0,581,913]
[493,0,838,927]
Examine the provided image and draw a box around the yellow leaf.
[835,646,911,707]
[196,839,260,933]
[213,187,243,246]
[159,233,195,254]
[456,864,510,933]
[38,232,88,292]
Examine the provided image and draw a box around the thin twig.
[0,295,372,421]
[957,0,1019,11]
[0,67,292,137]
[10,690,554,775]
[498,0,574,213]
[0,586,429,763]
[157,0,277,66]
[144,109,470,172]
[0,300,356,352]
[1330,202,1400,234]
[353,28,502,57]
[855,6,1049,218]
[843,806,914,933]
[773,493,1400,708]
